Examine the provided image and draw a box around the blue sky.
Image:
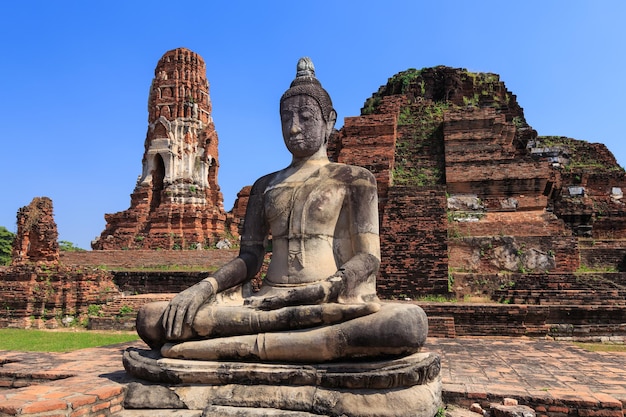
[1,1,625,250]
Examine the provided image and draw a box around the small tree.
[59,240,86,252]
[0,226,15,265]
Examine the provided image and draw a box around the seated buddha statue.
[136,57,428,363]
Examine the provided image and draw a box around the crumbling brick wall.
[448,236,580,274]
[579,239,626,271]
[0,264,120,328]
[11,197,59,265]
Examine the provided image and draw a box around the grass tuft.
[573,342,626,353]
[0,329,139,352]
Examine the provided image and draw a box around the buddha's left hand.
[244,276,343,310]
[162,279,216,339]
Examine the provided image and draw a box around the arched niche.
[159,105,171,120]
[153,120,168,138]
[150,154,165,212]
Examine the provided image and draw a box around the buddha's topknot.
[280,57,334,122]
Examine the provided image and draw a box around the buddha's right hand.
[162,279,216,340]
[244,276,342,310]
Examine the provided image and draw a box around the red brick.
[20,399,67,414]
[547,406,570,413]
[0,400,23,415]
[68,394,97,407]
[592,393,623,408]
[467,392,488,399]
[577,410,624,417]
[70,406,92,417]
[90,401,111,413]
[85,385,123,400]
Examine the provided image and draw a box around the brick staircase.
[493,273,626,306]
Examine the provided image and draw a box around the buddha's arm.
[208,173,272,291]
[162,176,270,339]
[334,171,381,303]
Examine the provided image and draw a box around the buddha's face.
[280,95,329,158]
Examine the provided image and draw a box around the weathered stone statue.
[124,57,441,416]
[136,57,427,362]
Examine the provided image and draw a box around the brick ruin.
[11,197,59,265]
[92,48,233,251]
[1,198,120,328]
[319,66,626,301]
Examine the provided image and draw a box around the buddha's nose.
[290,122,301,135]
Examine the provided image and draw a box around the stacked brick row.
[444,107,550,210]
[335,113,397,209]
[421,302,626,338]
[572,170,626,239]
[579,247,626,271]
[420,303,548,337]
[0,265,120,328]
[492,272,626,306]
[450,211,568,237]
[113,271,210,294]
[378,187,449,298]
[60,248,237,269]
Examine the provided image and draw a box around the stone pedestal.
[123,348,442,417]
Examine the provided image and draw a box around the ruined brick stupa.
[324,66,626,300]
[11,197,59,265]
[93,48,230,250]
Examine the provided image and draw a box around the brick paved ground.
[429,337,626,416]
[1,337,625,416]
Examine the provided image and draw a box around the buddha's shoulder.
[249,172,280,194]
[323,163,376,186]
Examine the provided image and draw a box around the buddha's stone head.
[280,58,337,157]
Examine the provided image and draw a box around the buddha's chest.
[264,182,347,237]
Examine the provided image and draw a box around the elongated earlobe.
[325,110,337,139]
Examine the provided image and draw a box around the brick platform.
[1,337,625,417]
[0,343,131,417]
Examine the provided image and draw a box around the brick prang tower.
[93,48,230,250]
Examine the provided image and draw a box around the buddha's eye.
[300,110,316,122]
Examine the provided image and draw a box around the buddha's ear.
[326,109,337,136]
